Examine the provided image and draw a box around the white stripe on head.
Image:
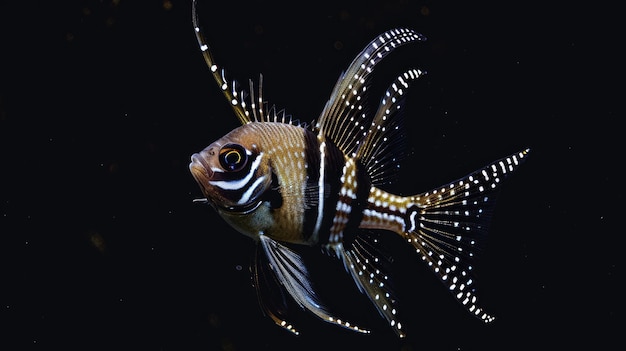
[209,152,264,190]
[237,175,267,205]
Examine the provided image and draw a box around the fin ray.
[316,29,426,156]
[334,236,406,338]
[192,0,297,126]
[259,235,370,334]
[356,68,426,185]
[252,242,301,335]
[404,149,530,322]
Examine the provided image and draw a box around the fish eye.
[218,144,248,171]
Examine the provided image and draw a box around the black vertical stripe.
[341,159,371,245]
[301,131,345,244]
[301,129,321,241]
[318,139,345,243]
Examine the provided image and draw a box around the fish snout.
[189,151,214,182]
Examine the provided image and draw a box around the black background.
[1,0,621,350]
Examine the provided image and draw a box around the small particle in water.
[88,230,106,253]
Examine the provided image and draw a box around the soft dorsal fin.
[192,0,297,126]
[315,28,426,157]
[355,68,426,186]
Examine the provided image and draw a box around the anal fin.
[334,236,406,338]
[256,235,370,335]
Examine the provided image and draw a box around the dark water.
[1,1,620,350]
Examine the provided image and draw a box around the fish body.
[189,0,528,338]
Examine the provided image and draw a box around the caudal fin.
[404,148,529,322]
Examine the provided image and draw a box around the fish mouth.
[189,152,213,191]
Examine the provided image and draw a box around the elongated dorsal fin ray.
[192,0,250,124]
[403,149,530,323]
[192,0,297,126]
[258,235,370,335]
[356,68,426,186]
[316,29,426,156]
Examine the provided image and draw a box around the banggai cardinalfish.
[188,0,529,338]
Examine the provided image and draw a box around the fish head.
[189,124,272,215]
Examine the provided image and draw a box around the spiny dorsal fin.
[192,0,298,126]
[315,28,426,157]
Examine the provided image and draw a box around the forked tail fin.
[403,148,529,322]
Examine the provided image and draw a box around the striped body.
[189,0,529,338]
[191,122,342,244]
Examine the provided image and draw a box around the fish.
[188,0,529,338]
